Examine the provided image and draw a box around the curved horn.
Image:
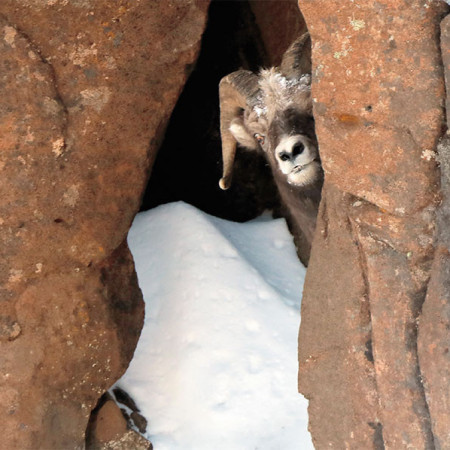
[280,32,312,79]
[218,70,260,190]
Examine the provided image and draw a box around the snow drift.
[117,201,312,449]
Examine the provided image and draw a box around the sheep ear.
[280,32,312,78]
[229,117,259,151]
[218,70,260,190]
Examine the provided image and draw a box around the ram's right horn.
[218,70,260,190]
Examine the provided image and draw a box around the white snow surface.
[117,201,313,450]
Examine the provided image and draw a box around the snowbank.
[117,202,312,449]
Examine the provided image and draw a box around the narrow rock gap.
[347,214,385,448]
[412,19,450,449]
[116,1,314,446]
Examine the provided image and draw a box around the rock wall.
[0,1,209,448]
[3,0,450,447]
[298,1,449,448]
[249,0,307,66]
[418,14,450,449]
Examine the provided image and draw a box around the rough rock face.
[0,1,209,448]
[298,1,448,448]
[418,14,450,449]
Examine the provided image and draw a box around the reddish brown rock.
[86,392,151,449]
[86,397,151,450]
[417,14,450,449]
[0,1,209,448]
[298,185,380,448]
[302,0,445,215]
[249,0,307,66]
[89,399,128,444]
[298,1,447,448]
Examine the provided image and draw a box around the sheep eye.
[254,133,265,145]
[279,152,290,161]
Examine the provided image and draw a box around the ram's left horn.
[280,32,312,79]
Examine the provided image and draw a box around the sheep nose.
[292,142,305,157]
[279,152,291,162]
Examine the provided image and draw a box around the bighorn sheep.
[218,33,323,264]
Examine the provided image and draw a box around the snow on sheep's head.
[218,33,321,190]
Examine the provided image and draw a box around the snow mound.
[117,201,312,450]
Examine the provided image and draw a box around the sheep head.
[218,33,321,190]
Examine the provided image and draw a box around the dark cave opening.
[140,0,308,223]
[140,0,276,222]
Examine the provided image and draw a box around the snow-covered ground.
[116,201,313,449]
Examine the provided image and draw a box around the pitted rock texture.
[0,1,209,448]
[298,1,448,448]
